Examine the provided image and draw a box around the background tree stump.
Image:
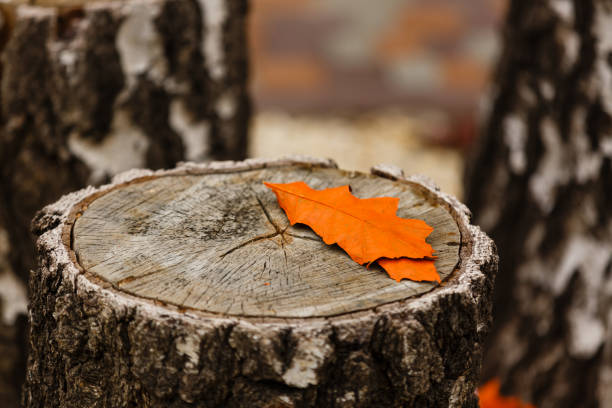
[26,157,496,407]
[465,1,612,406]
[0,223,27,408]
[0,1,248,404]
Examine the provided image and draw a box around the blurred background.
[248,0,507,198]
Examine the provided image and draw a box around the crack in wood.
[217,181,298,259]
[116,269,165,286]
[286,233,321,242]
[218,231,280,259]
[254,194,281,233]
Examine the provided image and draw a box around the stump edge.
[31,156,498,325]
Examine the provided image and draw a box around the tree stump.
[26,157,496,408]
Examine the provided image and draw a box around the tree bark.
[25,157,496,408]
[0,0,248,405]
[465,1,612,407]
[0,224,28,407]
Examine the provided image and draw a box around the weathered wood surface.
[26,157,497,407]
[72,165,460,317]
[465,1,612,407]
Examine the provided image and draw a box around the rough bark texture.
[0,224,28,408]
[25,157,497,408]
[465,1,612,407]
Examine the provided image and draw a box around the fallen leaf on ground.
[264,181,439,282]
[478,379,536,408]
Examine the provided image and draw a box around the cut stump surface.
[25,157,497,408]
[72,164,460,317]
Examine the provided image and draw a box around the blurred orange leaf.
[478,379,536,408]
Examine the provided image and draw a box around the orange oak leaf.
[378,258,439,283]
[351,198,439,282]
[264,181,438,282]
[478,379,536,408]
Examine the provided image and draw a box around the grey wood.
[25,157,497,408]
